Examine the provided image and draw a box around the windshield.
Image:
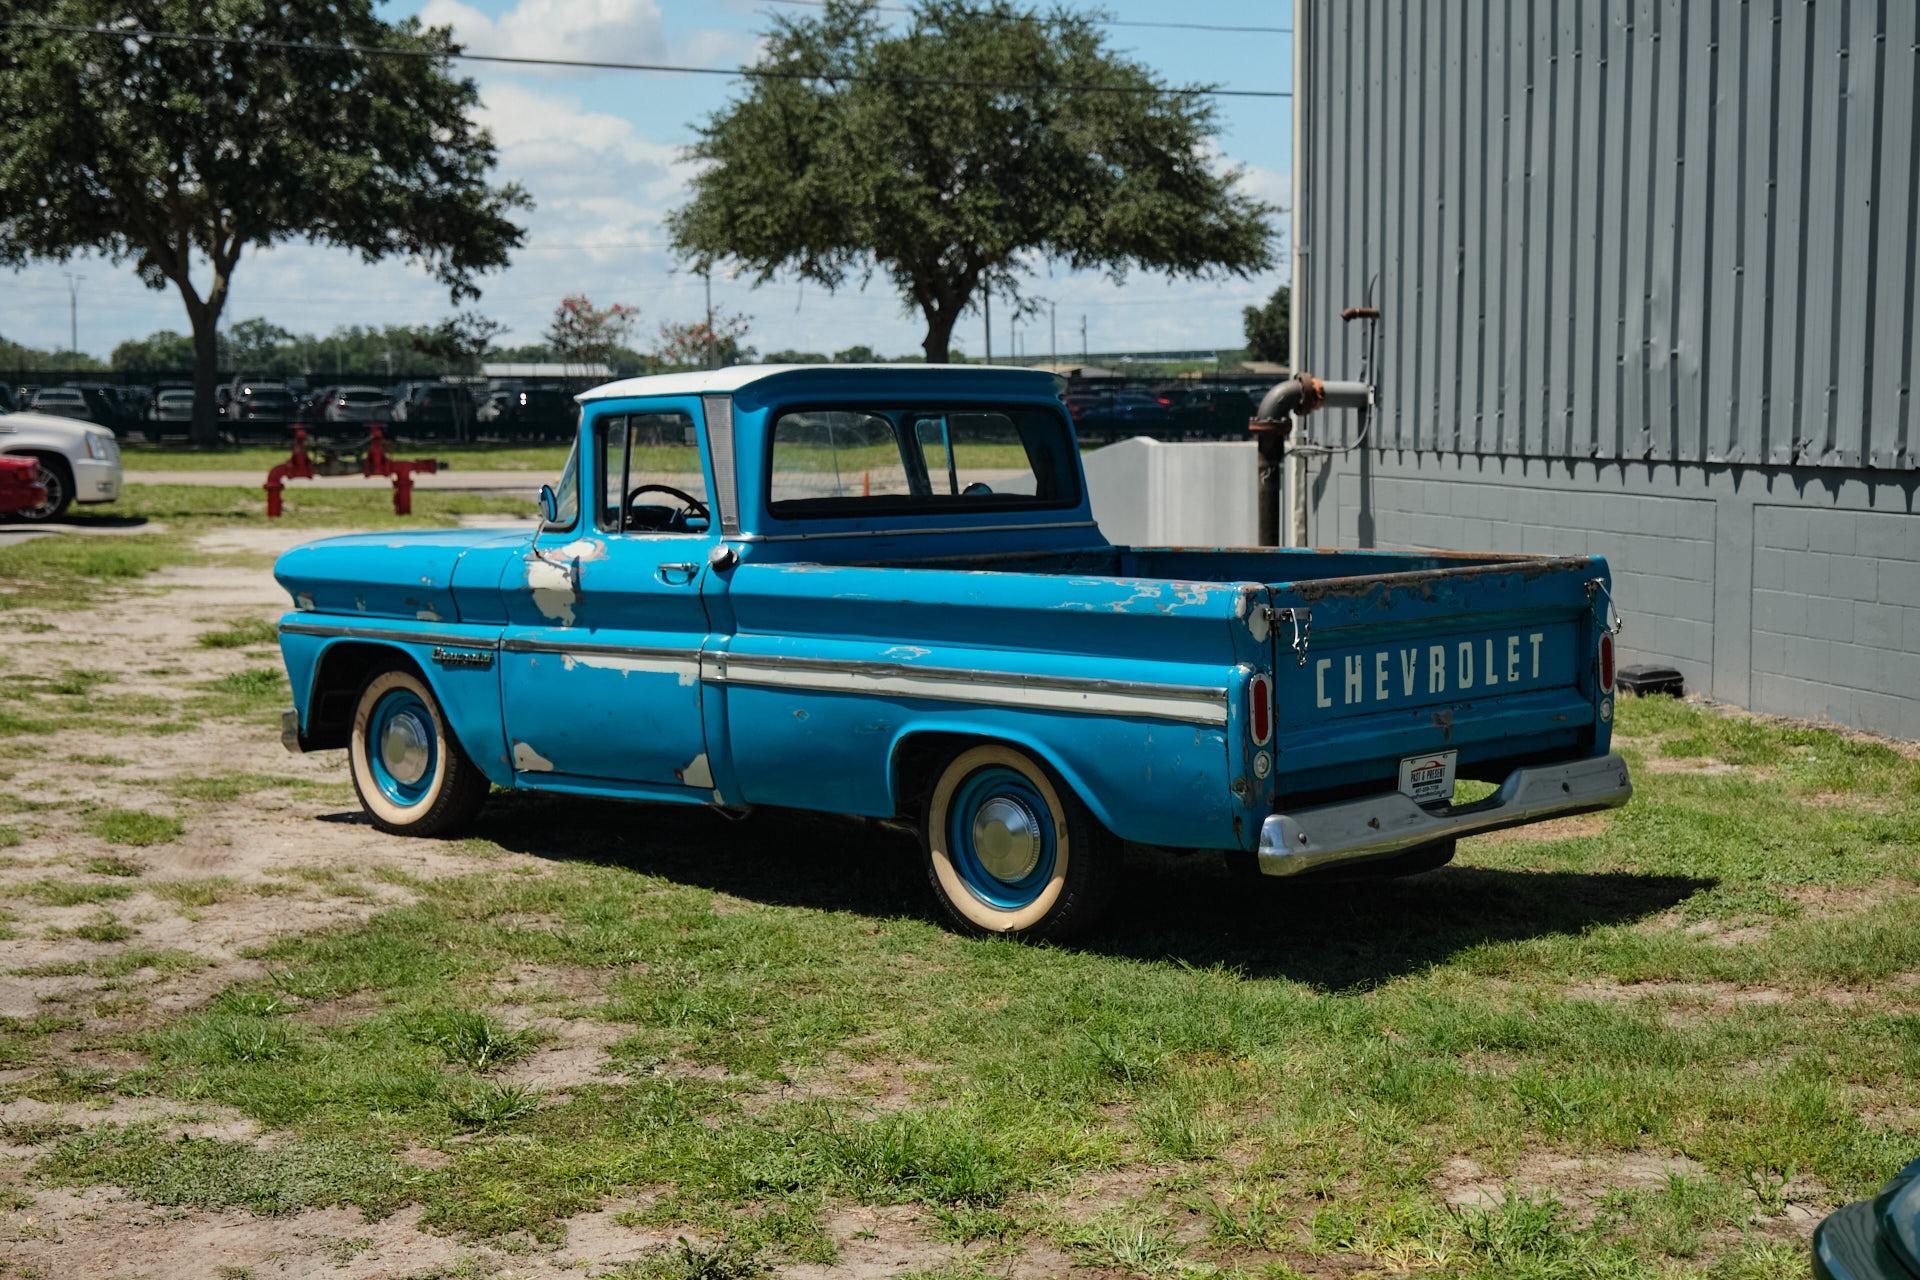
[547,439,580,528]
[767,404,1078,518]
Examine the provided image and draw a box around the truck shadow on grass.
[452,793,1711,991]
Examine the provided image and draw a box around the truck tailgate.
[1266,556,1610,800]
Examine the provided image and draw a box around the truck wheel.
[347,666,489,836]
[923,744,1117,941]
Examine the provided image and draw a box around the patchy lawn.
[0,493,1914,1279]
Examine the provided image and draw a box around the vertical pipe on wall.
[1289,0,1309,548]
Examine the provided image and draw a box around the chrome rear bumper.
[1257,753,1632,877]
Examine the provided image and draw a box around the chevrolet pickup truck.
[275,365,1631,939]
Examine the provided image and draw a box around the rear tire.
[347,666,489,836]
[922,744,1118,941]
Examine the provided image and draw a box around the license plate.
[1398,750,1457,806]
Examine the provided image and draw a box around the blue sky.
[4,1,1291,362]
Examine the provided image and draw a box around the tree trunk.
[184,296,223,447]
[921,305,957,364]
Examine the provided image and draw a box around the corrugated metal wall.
[1297,0,1919,470]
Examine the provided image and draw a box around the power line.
[3,20,1289,98]
[760,0,1291,36]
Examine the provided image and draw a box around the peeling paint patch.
[512,741,555,772]
[416,607,443,622]
[295,593,316,611]
[525,556,577,626]
[677,752,714,788]
[881,645,931,661]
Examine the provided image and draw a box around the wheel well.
[304,642,424,750]
[891,732,985,818]
[13,450,72,483]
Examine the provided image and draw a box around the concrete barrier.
[1081,437,1259,547]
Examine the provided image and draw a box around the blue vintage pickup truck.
[275,365,1630,939]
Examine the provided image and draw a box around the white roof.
[576,363,1055,403]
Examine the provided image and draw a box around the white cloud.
[419,0,669,67]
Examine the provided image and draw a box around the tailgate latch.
[1270,606,1313,666]
[1585,579,1624,636]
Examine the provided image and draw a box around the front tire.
[923,744,1117,941]
[13,455,73,522]
[348,667,489,836]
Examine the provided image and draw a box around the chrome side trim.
[703,394,739,536]
[279,620,497,648]
[501,637,693,662]
[711,652,1229,725]
[731,519,1099,543]
[1257,753,1634,876]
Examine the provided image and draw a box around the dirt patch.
[0,1094,261,1146]
[1562,978,1859,1011]
[1470,812,1612,846]
[1640,755,1745,776]
[782,1205,956,1280]
[1438,1150,1708,1221]
[504,1017,632,1093]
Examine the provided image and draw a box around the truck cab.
[276,365,1629,940]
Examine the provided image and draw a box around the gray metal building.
[1291,0,1920,738]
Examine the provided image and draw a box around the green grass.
[197,618,280,649]
[0,534,197,612]
[6,697,1917,1275]
[11,878,135,907]
[121,442,573,473]
[94,482,535,531]
[83,808,185,847]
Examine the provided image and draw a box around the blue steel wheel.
[924,744,1117,939]
[348,666,489,836]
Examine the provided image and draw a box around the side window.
[769,412,914,505]
[596,411,709,534]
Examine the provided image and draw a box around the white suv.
[0,412,122,521]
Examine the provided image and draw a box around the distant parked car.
[1063,388,1173,442]
[483,386,577,439]
[0,385,16,415]
[226,381,298,432]
[325,386,393,424]
[1157,384,1257,438]
[148,389,196,425]
[0,409,122,521]
[26,387,92,422]
[391,384,464,436]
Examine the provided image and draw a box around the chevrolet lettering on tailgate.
[274,364,1632,944]
[1312,628,1572,711]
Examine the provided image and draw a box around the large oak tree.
[0,2,529,441]
[669,0,1273,364]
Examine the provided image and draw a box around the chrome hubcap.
[380,711,431,785]
[972,796,1043,882]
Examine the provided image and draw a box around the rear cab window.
[767,404,1077,519]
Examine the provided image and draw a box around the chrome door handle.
[658,562,699,583]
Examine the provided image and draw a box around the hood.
[275,527,530,623]
[0,411,116,443]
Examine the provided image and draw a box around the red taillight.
[1249,673,1272,745]
[1599,633,1615,691]
[1156,396,1171,405]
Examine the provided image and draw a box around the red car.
[0,455,49,517]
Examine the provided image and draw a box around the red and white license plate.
[1398,750,1457,806]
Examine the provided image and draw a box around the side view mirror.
[537,483,560,526]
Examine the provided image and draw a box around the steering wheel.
[623,483,710,531]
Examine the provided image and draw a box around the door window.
[595,412,711,533]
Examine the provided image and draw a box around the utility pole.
[982,283,992,363]
[703,269,715,370]
[62,272,83,356]
[1080,314,1087,363]
[1049,301,1057,365]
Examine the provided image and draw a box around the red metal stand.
[264,424,441,518]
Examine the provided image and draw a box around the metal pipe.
[1288,0,1306,547]
[1251,374,1376,547]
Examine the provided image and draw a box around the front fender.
[279,621,512,788]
